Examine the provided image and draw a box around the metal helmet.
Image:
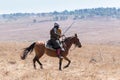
[54,23,59,28]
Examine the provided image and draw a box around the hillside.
[0,19,120,46]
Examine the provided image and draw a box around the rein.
[62,36,76,51]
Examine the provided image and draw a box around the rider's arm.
[54,28,60,36]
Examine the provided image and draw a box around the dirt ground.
[0,19,120,80]
[0,42,120,80]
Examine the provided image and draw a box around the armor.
[49,23,65,58]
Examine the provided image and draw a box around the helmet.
[54,23,59,28]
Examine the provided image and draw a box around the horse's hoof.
[59,69,62,71]
[59,68,62,71]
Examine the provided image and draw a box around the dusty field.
[0,42,120,80]
[0,19,120,45]
[0,19,120,80]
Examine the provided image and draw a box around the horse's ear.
[75,33,77,37]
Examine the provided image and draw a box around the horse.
[20,34,82,70]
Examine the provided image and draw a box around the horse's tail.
[21,42,36,60]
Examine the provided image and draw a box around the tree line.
[0,7,120,21]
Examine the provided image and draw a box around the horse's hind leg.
[63,56,71,69]
[36,58,43,69]
[33,56,37,69]
[33,56,43,69]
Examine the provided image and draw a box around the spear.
[63,21,75,35]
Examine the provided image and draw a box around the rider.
[50,23,64,58]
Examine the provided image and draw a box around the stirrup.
[58,55,63,58]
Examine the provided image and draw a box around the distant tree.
[53,16,59,21]
[69,11,74,15]
[60,16,68,20]
[62,10,69,15]
[53,11,59,15]
[41,13,46,17]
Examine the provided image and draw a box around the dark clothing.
[49,27,61,49]
[47,39,61,49]
[50,28,60,40]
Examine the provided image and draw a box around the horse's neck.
[66,42,72,50]
[64,38,73,50]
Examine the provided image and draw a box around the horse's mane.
[63,36,74,42]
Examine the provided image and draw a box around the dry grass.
[0,42,120,80]
[0,19,120,80]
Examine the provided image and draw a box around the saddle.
[45,39,65,51]
[45,40,56,51]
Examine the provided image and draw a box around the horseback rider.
[50,23,64,58]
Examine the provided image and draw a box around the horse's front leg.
[59,58,63,70]
[63,56,71,69]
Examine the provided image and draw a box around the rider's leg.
[56,40,65,51]
[60,43,65,51]
[56,48,62,58]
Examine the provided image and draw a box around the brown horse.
[21,34,82,70]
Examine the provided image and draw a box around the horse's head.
[72,34,82,48]
[64,34,82,48]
